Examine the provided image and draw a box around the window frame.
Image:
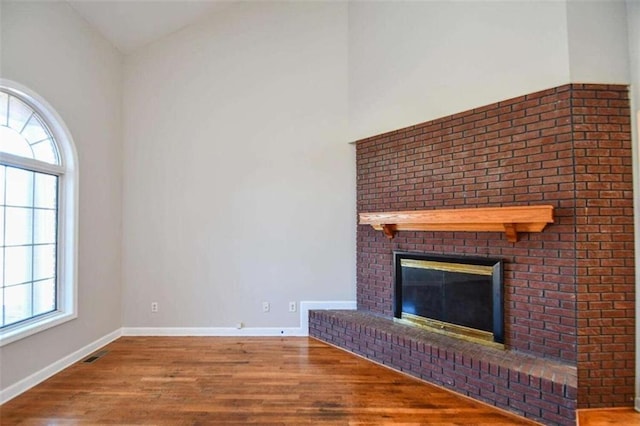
[0,79,78,347]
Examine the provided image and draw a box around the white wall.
[0,1,123,389]
[121,2,354,328]
[628,1,640,113]
[348,0,571,141]
[567,0,629,83]
[348,0,632,142]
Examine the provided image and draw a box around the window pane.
[8,96,31,133]
[0,166,5,204]
[34,209,56,244]
[0,248,4,286]
[0,126,33,159]
[31,140,59,165]
[0,87,65,333]
[1,93,60,164]
[5,207,33,246]
[34,173,57,209]
[4,283,32,325]
[0,91,8,126]
[5,167,34,207]
[33,279,55,316]
[33,244,55,281]
[22,115,50,144]
[4,246,32,285]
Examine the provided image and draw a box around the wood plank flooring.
[0,336,539,425]
[577,407,640,425]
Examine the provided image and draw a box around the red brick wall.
[355,84,634,408]
[572,85,635,407]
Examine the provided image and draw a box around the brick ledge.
[310,309,577,425]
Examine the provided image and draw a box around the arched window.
[0,80,78,346]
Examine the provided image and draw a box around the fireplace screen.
[393,251,504,344]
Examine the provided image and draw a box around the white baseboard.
[0,328,122,404]
[121,327,306,337]
[299,300,356,332]
[122,300,357,338]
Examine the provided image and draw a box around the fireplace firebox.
[393,251,504,345]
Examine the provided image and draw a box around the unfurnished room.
[0,1,639,425]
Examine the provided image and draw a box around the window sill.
[0,311,77,347]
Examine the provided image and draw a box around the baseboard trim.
[122,300,357,338]
[121,327,305,337]
[299,300,356,333]
[0,328,122,404]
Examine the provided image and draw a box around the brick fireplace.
[310,84,634,425]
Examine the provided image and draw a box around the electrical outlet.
[151,302,158,313]
[262,302,270,313]
[288,301,296,313]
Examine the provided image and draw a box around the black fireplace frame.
[393,251,504,344]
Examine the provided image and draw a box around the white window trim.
[0,79,79,347]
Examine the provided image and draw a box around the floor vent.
[83,350,108,363]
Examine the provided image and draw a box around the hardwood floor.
[577,407,640,425]
[0,336,539,425]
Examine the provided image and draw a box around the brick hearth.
[309,84,634,426]
[310,309,576,424]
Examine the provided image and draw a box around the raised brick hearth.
[310,310,577,424]
[309,84,634,426]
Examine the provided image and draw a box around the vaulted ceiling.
[67,1,231,54]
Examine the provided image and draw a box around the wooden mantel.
[359,205,554,243]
